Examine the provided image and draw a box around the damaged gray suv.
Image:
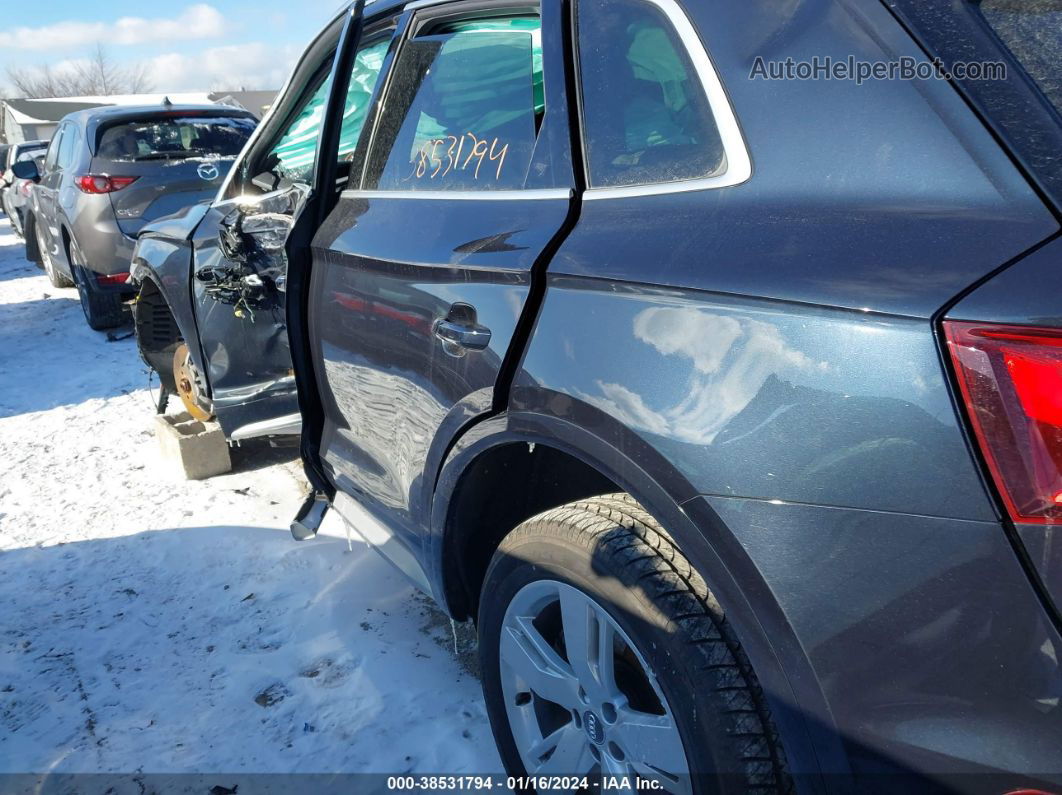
[17,104,257,329]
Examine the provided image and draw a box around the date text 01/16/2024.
[386,776,666,791]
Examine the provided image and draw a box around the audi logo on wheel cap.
[197,162,220,181]
[583,710,605,745]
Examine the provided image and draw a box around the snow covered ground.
[0,217,500,782]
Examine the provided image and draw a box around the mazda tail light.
[945,321,1062,524]
[75,175,138,194]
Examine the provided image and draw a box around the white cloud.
[9,4,227,51]
[633,307,742,374]
[145,42,302,92]
[578,307,828,445]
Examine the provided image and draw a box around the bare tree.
[6,44,153,98]
[7,64,80,99]
[124,61,153,94]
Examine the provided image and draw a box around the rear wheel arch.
[60,223,80,273]
[432,409,722,623]
[431,409,839,786]
[437,437,620,622]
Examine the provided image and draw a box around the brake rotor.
[172,343,213,421]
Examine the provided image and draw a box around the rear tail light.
[945,321,1062,524]
[75,175,138,194]
[96,273,130,286]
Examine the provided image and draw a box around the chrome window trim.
[343,187,571,200]
[581,0,752,201]
[404,0,453,9]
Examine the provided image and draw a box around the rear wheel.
[70,238,124,330]
[478,494,793,795]
[36,221,72,287]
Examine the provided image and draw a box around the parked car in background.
[128,45,383,439]
[1,142,49,238]
[189,0,1061,790]
[16,104,257,329]
[0,139,49,227]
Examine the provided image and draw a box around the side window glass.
[577,0,725,188]
[267,72,332,185]
[365,15,544,191]
[57,126,79,170]
[45,129,63,171]
[337,38,391,165]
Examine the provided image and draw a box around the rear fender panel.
[430,409,842,790]
[515,277,996,520]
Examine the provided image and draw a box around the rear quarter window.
[576,0,727,189]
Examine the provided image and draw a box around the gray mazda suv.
[17,104,257,329]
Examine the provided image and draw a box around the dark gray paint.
[286,0,1062,788]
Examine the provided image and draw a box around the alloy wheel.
[499,579,691,794]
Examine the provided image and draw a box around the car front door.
[34,125,66,268]
[306,0,575,570]
[188,7,390,437]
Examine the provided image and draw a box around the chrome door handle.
[434,302,491,350]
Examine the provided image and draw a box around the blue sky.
[3,2,344,94]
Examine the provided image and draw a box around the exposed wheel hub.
[172,343,213,421]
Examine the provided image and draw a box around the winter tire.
[70,239,124,330]
[478,493,793,795]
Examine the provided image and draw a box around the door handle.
[434,303,491,351]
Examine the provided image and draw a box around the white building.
[1,99,106,144]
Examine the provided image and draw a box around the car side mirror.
[12,160,40,182]
[251,171,279,193]
[218,211,246,261]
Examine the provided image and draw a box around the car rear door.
[306,0,575,556]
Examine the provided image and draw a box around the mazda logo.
[197,163,221,181]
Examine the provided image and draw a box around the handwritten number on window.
[405,131,509,184]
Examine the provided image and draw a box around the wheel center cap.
[583,710,605,745]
